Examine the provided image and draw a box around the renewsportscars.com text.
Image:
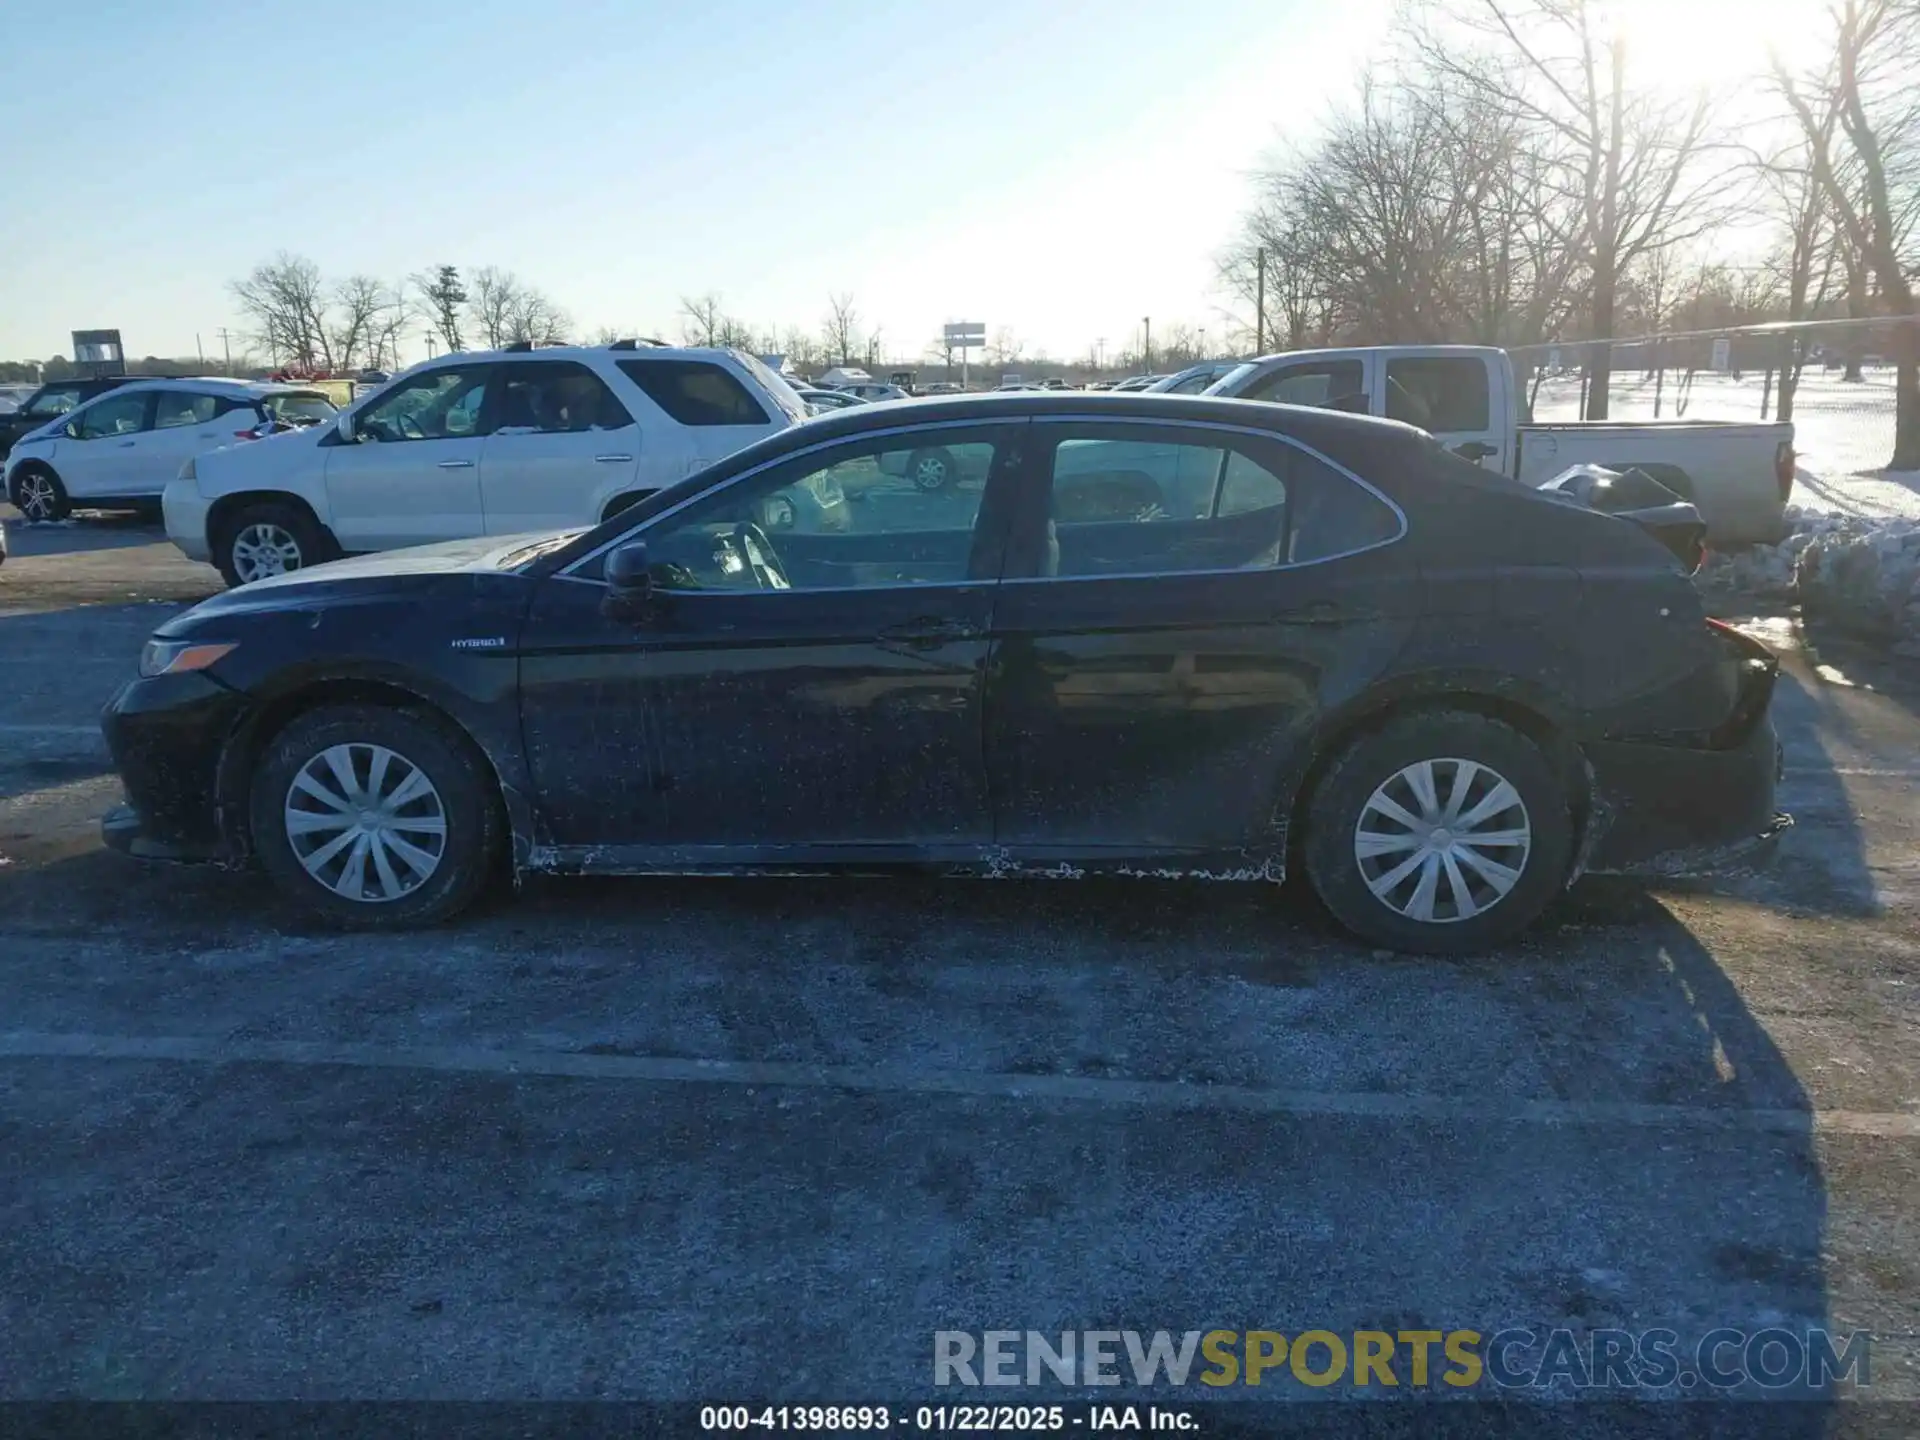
[933,1328,1870,1392]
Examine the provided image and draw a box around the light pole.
[1142,317,1151,374]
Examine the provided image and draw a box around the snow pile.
[1699,505,1920,655]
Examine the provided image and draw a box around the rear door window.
[1384,357,1490,431]
[495,361,635,432]
[152,391,220,429]
[1039,427,1291,577]
[616,359,771,427]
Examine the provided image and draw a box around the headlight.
[139,639,235,678]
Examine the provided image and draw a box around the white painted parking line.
[2,1030,1915,1138]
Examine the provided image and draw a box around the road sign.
[1711,337,1732,372]
[72,328,126,376]
[944,322,985,346]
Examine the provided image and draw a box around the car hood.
[170,532,577,626]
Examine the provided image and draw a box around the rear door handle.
[116,440,136,448]
[438,458,475,469]
[594,453,634,463]
[877,617,978,649]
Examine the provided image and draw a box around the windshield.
[1206,362,1259,395]
[263,391,338,425]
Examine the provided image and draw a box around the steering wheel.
[395,411,427,441]
[730,522,791,590]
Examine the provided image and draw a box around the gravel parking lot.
[2,508,1919,1419]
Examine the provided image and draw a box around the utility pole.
[1095,337,1105,372]
[196,333,205,368]
[1255,246,1267,354]
[216,328,235,375]
[1142,317,1151,374]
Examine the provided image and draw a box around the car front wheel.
[217,502,333,587]
[1303,711,1572,954]
[9,463,69,522]
[249,704,501,928]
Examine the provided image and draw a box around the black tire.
[9,463,69,522]
[906,447,957,493]
[1302,710,1573,955]
[249,704,502,929]
[215,500,335,588]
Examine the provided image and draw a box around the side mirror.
[335,411,355,443]
[601,542,656,623]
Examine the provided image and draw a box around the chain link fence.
[1512,318,1917,482]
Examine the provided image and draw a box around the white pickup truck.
[1207,345,1795,545]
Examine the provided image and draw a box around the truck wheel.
[9,464,69,522]
[250,704,501,929]
[217,502,334,587]
[1303,711,1573,955]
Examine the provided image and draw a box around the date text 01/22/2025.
[699,1404,1199,1432]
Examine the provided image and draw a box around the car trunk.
[1535,463,1708,572]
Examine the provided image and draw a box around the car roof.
[80,377,299,399]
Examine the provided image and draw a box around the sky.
[0,0,1827,370]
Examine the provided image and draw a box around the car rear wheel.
[1303,711,1572,954]
[217,501,333,588]
[907,447,956,492]
[250,705,501,928]
[10,464,69,522]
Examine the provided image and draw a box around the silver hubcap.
[17,474,56,520]
[284,743,448,903]
[1354,757,1532,924]
[913,457,948,487]
[231,523,302,582]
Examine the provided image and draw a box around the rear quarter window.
[616,359,772,427]
[1286,448,1404,563]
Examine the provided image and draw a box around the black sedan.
[100,393,1788,953]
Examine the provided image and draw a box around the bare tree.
[679,293,728,347]
[507,287,572,346]
[467,267,524,349]
[412,265,468,354]
[1410,0,1741,417]
[1776,0,1920,466]
[822,293,861,366]
[330,275,401,371]
[988,326,1024,366]
[230,253,334,370]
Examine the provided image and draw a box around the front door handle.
[116,440,136,448]
[877,617,978,650]
[438,458,476,469]
[594,453,634,463]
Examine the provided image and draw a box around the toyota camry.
[101,392,1789,953]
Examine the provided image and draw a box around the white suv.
[163,343,807,586]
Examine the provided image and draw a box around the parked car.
[797,387,866,413]
[920,382,964,396]
[838,382,911,403]
[162,343,807,587]
[101,391,1786,954]
[0,383,37,414]
[1109,375,1163,392]
[1148,362,1241,394]
[4,379,337,522]
[1207,345,1796,544]
[0,373,156,463]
